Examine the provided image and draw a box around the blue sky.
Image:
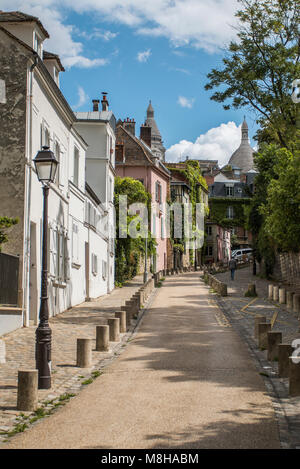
[1,0,259,165]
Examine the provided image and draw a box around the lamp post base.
[35,325,52,389]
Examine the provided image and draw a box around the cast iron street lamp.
[33,146,59,389]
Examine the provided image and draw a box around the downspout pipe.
[23,52,39,327]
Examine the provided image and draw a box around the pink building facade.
[115,115,170,273]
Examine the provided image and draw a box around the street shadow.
[83,404,280,449]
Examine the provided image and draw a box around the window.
[205,246,213,256]
[73,147,79,186]
[40,123,50,148]
[34,32,43,57]
[72,221,80,265]
[161,217,164,239]
[54,141,60,186]
[227,206,234,219]
[49,227,68,284]
[155,181,162,203]
[102,260,107,280]
[91,254,98,275]
[226,185,234,196]
[152,213,156,237]
[206,226,212,236]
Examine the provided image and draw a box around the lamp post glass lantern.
[33,146,58,389]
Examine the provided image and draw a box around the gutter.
[22,52,38,327]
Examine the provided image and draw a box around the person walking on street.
[229,258,237,280]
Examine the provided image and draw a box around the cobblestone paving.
[211,267,300,449]
[0,275,146,444]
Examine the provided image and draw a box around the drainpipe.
[22,53,39,327]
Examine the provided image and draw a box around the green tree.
[262,148,300,251]
[0,216,18,251]
[205,0,299,149]
[114,177,155,284]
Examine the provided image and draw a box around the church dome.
[228,118,254,173]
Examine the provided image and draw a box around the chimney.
[123,118,136,136]
[101,92,109,111]
[92,99,100,112]
[140,123,151,147]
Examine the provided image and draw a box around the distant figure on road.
[229,258,237,280]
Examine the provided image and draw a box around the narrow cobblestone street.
[1,272,281,449]
[0,275,144,440]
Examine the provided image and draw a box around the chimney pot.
[92,99,100,111]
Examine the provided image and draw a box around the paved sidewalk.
[213,266,300,448]
[0,275,144,441]
[2,272,280,449]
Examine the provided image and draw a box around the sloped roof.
[0,11,49,38]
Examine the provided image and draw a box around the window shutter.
[72,222,79,264]
[49,228,57,278]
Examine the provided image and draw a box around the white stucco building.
[0,11,115,335]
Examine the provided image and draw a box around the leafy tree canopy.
[205,0,299,149]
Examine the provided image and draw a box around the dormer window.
[225,185,234,196]
[34,32,43,57]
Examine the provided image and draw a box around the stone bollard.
[267,331,282,361]
[286,291,294,312]
[279,288,286,304]
[0,339,6,364]
[293,294,300,314]
[96,325,109,352]
[268,284,273,300]
[273,285,279,302]
[258,322,271,350]
[17,370,38,411]
[254,316,266,339]
[219,282,227,297]
[77,338,92,368]
[108,318,120,342]
[115,310,126,333]
[278,344,293,378]
[289,357,300,397]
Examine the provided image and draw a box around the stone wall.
[273,252,300,286]
[0,29,30,304]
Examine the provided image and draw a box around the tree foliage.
[0,216,18,251]
[114,177,156,284]
[205,0,299,149]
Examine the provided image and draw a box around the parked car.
[232,248,253,261]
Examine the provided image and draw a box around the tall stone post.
[96,325,109,352]
[17,370,38,411]
[267,331,282,361]
[76,338,92,368]
[278,344,293,378]
[108,318,120,342]
[254,316,266,339]
[273,286,279,302]
[286,291,294,313]
[258,322,271,350]
[279,288,286,304]
[289,357,300,397]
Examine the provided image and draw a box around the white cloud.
[137,49,151,63]
[165,122,242,167]
[2,0,239,61]
[73,86,89,109]
[177,96,195,108]
[0,1,108,68]
[63,56,108,69]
